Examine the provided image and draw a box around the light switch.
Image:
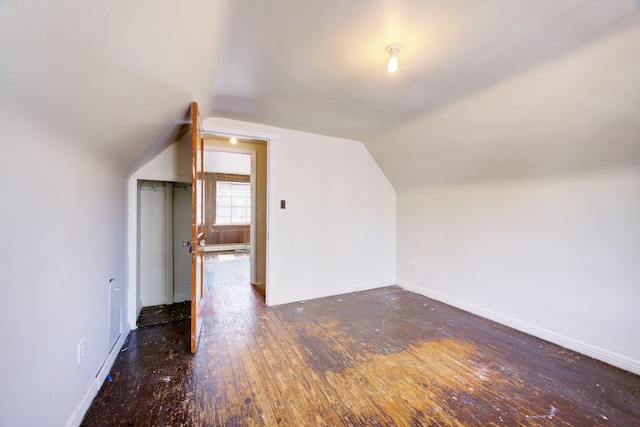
[280,200,286,209]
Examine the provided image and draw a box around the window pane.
[215,181,251,225]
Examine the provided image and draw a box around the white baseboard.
[269,280,395,306]
[397,280,640,376]
[64,326,131,427]
[173,293,191,303]
[141,297,168,307]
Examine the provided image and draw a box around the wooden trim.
[207,224,250,245]
[190,102,205,354]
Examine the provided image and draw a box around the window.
[215,181,251,224]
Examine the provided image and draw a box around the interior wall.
[0,0,228,423]
[0,108,127,427]
[397,167,640,374]
[204,118,397,306]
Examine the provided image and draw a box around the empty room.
[1,1,639,426]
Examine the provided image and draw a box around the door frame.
[199,125,273,306]
[202,135,267,294]
[125,115,275,333]
[136,180,191,308]
[126,111,193,331]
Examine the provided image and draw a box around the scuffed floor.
[137,301,191,328]
[82,254,640,426]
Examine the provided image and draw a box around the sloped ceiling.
[212,0,640,187]
[0,0,227,167]
[2,0,639,187]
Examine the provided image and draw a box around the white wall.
[0,108,128,427]
[397,167,640,374]
[205,150,251,174]
[0,0,228,424]
[139,185,170,306]
[204,118,397,305]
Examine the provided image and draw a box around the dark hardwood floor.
[82,253,640,426]
[137,300,191,328]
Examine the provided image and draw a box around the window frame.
[214,180,251,225]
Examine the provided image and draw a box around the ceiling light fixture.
[386,43,402,74]
[230,137,238,145]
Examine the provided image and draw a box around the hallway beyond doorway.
[199,251,265,317]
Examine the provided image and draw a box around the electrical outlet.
[77,339,85,365]
[411,261,418,272]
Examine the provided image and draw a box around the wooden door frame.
[190,102,205,353]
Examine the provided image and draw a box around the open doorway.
[137,180,192,328]
[126,125,269,333]
[203,151,252,253]
[202,135,268,301]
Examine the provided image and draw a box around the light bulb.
[386,43,402,74]
[230,137,238,145]
[387,54,398,74]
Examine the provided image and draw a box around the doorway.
[203,151,252,254]
[137,180,192,326]
[126,124,270,333]
[203,135,268,299]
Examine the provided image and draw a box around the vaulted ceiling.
[2,0,639,188]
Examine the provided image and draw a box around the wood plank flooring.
[137,301,191,328]
[81,253,640,426]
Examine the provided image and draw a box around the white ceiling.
[213,1,637,138]
[2,0,639,187]
[0,0,226,167]
[212,0,640,187]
